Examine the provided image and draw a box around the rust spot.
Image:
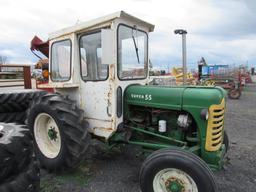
[109,64,115,81]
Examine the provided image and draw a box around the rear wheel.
[0,123,32,181]
[0,157,40,192]
[0,112,27,124]
[0,90,46,113]
[27,93,91,172]
[228,89,241,99]
[140,149,216,192]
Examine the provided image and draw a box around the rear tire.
[27,93,91,172]
[0,90,47,113]
[0,157,40,192]
[0,112,26,124]
[0,123,32,181]
[140,148,217,192]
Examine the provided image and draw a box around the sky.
[0,0,255,71]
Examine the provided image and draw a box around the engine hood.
[124,85,226,110]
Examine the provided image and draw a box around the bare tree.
[0,55,8,64]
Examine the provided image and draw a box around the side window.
[51,40,71,81]
[79,32,108,81]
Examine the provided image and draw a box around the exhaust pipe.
[174,29,187,85]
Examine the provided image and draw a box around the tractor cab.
[39,11,154,138]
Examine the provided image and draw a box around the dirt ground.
[41,84,256,192]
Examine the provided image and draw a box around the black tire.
[140,148,217,192]
[223,130,229,153]
[27,93,91,172]
[0,90,47,113]
[0,157,40,192]
[0,123,32,181]
[228,89,241,99]
[0,112,26,124]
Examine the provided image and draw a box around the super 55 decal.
[131,94,152,101]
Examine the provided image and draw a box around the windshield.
[118,25,148,80]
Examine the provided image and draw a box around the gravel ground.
[215,84,256,192]
[41,84,256,192]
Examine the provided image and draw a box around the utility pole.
[174,29,187,85]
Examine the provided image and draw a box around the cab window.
[51,40,71,81]
[80,32,108,81]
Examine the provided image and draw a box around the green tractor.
[28,11,228,192]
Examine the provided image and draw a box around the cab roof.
[49,11,155,40]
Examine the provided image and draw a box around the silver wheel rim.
[153,168,198,192]
[34,113,61,159]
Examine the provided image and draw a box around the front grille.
[205,99,225,152]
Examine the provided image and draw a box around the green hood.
[124,85,226,110]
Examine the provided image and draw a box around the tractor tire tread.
[27,93,90,172]
[0,90,47,113]
[140,148,217,192]
[0,123,33,181]
[0,157,40,192]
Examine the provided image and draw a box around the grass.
[40,163,92,192]
[39,144,131,192]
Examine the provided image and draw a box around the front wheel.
[140,149,217,192]
[223,130,229,153]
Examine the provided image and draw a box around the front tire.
[27,93,91,172]
[223,130,229,153]
[140,148,217,192]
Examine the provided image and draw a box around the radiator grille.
[205,99,225,152]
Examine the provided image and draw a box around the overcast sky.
[0,0,255,70]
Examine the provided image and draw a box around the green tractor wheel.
[140,148,216,192]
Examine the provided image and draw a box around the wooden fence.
[0,64,32,89]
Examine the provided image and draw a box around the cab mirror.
[101,29,115,65]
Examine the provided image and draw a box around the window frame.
[117,23,149,81]
[79,30,109,82]
[50,39,72,82]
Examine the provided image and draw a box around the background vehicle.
[198,62,242,99]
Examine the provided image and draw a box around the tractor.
[198,60,242,99]
[27,11,228,192]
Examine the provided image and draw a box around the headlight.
[200,109,209,120]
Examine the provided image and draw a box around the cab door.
[79,30,115,138]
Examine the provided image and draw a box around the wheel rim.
[230,90,239,98]
[153,168,198,192]
[34,113,61,159]
[0,125,4,139]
